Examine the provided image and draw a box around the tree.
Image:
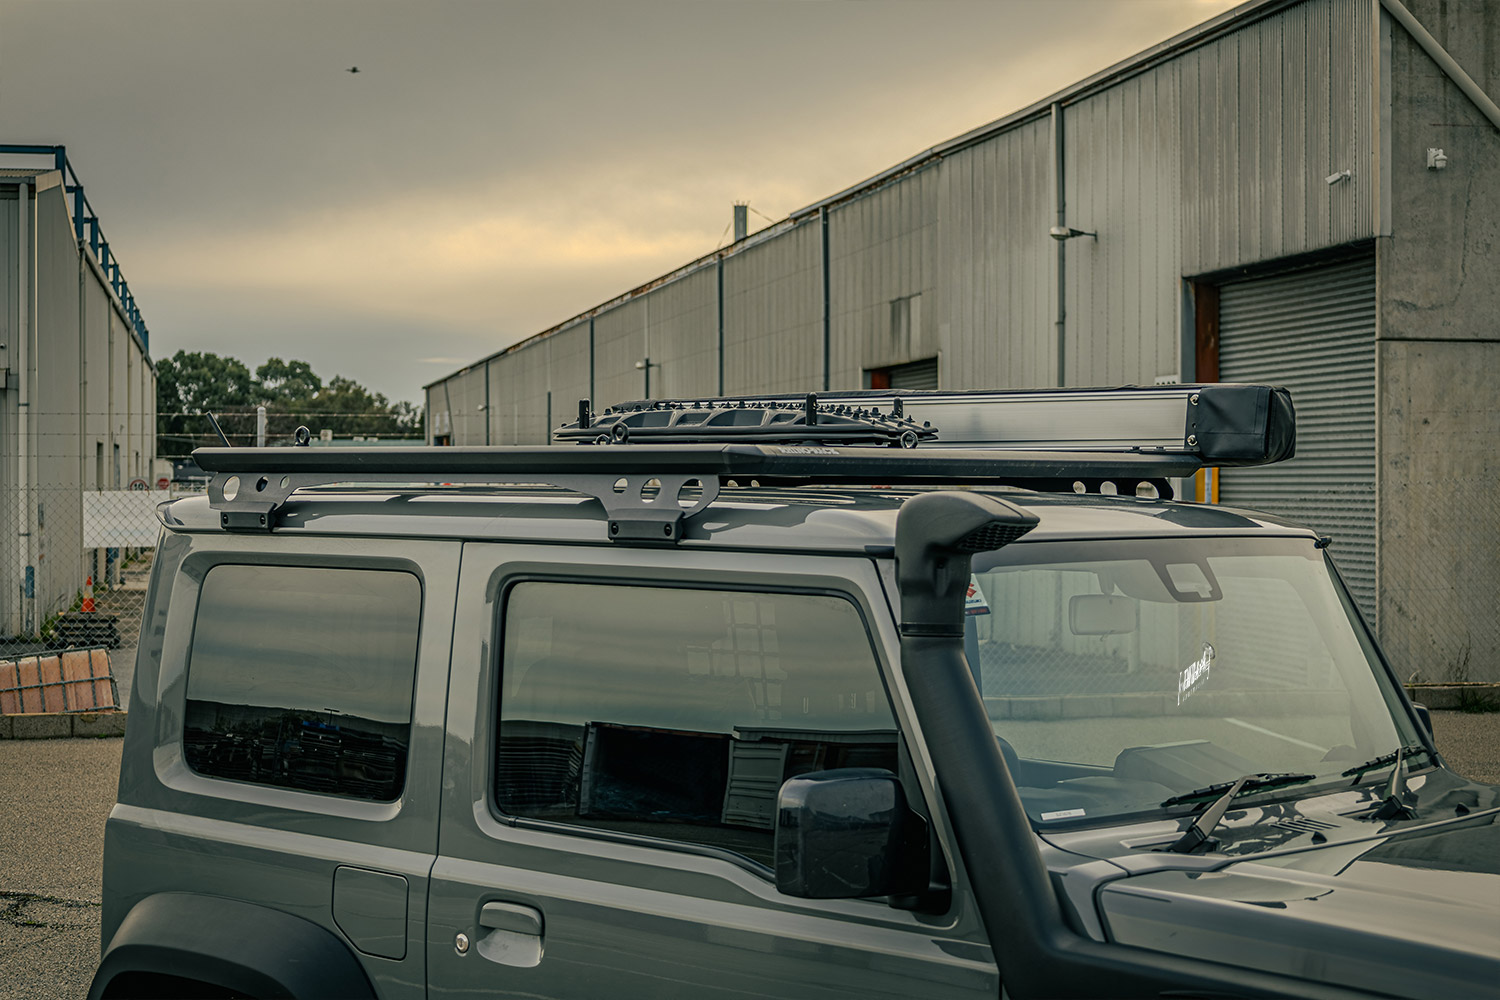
[298,376,423,438]
[156,350,257,455]
[156,351,423,456]
[255,358,322,407]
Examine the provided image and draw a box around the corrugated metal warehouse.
[1,149,158,638]
[426,0,1499,681]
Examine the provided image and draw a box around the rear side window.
[497,582,899,868]
[183,564,422,802]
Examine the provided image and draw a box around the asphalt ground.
[0,738,120,1000]
[2,713,1497,999]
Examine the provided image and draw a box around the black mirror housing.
[774,768,929,899]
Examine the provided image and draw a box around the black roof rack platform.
[194,383,1293,543]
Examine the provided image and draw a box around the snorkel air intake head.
[895,491,1038,637]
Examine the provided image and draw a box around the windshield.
[967,536,1424,827]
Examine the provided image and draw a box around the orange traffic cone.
[82,575,96,614]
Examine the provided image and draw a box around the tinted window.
[497,583,898,867]
[183,564,422,801]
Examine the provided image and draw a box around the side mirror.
[774,768,929,899]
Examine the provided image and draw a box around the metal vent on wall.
[1216,255,1377,626]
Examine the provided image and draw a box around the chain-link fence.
[0,486,175,714]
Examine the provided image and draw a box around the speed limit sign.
[128,478,149,491]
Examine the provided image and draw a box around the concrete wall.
[1376,0,1500,681]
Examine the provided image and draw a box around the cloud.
[134,152,812,343]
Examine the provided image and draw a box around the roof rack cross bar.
[204,463,722,543]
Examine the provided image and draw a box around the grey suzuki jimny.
[90,385,1499,1000]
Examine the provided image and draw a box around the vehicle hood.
[1098,814,1500,999]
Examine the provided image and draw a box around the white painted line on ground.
[1223,717,1329,753]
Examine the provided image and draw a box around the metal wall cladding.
[544,322,594,440]
[489,340,556,445]
[637,267,719,401]
[935,118,1056,389]
[440,366,487,446]
[1177,0,1373,274]
[593,297,648,410]
[828,170,937,388]
[425,386,442,443]
[1065,72,1185,386]
[36,183,84,494]
[1216,255,1377,625]
[722,220,822,395]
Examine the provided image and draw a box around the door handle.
[480,901,542,936]
[475,901,544,968]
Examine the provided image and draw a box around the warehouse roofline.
[425,0,1292,392]
[0,145,156,365]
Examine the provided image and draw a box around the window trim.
[177,555,427,804]
[487,574,904,881]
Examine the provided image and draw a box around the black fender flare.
[88,892,376,1000]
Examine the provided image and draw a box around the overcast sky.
[2,0,1236,405]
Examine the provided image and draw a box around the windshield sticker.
[1040,808,1086,821]
[1177,641,1216,706]
[965,577,991,616]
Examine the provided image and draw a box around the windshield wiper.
[1160,772,1315,854]
[1343,744,1427,820]
[1340,744,1429,779]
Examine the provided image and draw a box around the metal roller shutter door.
[1216,255,1377,626]
[888,358,939,390]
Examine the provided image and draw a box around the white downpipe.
[16,181,32,635]
[1380,0,1500,131]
